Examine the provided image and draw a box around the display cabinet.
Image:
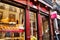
[0,2,25,40]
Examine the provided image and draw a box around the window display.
[9,14,15,22]
[29,11,37,40]
[0,2,25,40]
[9,6,17,12]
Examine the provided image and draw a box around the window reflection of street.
[42,15,50,40]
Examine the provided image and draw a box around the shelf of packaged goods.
[0,22,16,25]
[1,37,24,40]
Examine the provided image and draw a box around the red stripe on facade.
[38,14,43,40]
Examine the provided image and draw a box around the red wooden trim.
[26,8,30,40]
[38,13,43,40]
[14,0,27,5]
[50,19,54,40]
[49,10,54,40]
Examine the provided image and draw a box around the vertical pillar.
[25,8,30,40]
[50,10,54,40]
[38,13,43,40]
[50,18,54,40]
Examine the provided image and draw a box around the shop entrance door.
[37,13,50,40]
[41,15,50,40]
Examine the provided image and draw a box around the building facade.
[52,0,60,40]
[0,0,54,40]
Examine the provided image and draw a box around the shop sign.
[51,11,57,19]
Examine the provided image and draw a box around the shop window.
[19,9,25,40]
[29,11,37,40]
[42,15,50,40]
[0,2,25,40]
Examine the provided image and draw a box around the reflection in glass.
[29,12,37,40]
[42,15,50,40]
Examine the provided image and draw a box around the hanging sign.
[51,11,57,19]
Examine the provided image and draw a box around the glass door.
[41,15,50,40]
[29,11,37,40]
[0,2,25,40]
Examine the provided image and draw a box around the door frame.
[37,11,51,40]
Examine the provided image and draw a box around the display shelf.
[0,22,16,25]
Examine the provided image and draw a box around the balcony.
[43,0,53,6]
[38,0,53,9]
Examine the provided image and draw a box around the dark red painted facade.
[26,8,30,40]
[38,13,43,40]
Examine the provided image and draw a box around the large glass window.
[29,11,37,40]
[41,15,50,40]
[0,2,25,40]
